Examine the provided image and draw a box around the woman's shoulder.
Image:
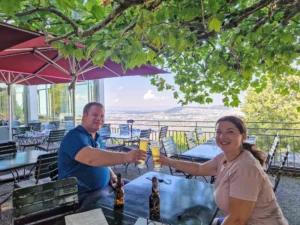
[233,151,265,174]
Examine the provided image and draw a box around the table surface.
[88,172,217,225]
[182,137,256,162]
[0,150,47,172]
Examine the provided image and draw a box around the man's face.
[82,105,104,133]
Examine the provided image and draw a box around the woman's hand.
[154,155,171,167]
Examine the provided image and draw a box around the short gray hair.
[83,102,104,115]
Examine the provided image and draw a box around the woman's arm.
[222,197,255,225]
[157,155,218,176]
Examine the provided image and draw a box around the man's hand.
[109,168,124,188]
[125,150,146,164]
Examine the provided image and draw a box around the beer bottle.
[149,176,160,220]
[114,173,124,208]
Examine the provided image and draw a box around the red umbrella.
[0,22,168,139]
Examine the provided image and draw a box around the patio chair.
[269,145,290,193]
[99,124,125,152]
[0,142,32,184]
[49,161,58,181]
[161,136,191,177]
[99,123,111,141]
[145,126,168,165]
[28,122,42,132]
[265,134,279,176]
[195,127,205,145]
[123,129,152,151]
[122,129,152,173]
[36,129,65,152]
[48,121,60,130]
[119,124,130,135]
[13,126,30,141]
[15,152,58,188]
[12,177,79,225]
[185,131,197,149]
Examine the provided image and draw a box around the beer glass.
[151,140,161,171]
[138,138,148,169]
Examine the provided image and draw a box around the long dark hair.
[216,116,266,166]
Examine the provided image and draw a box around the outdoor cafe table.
[0,150,47,210]
[105,131,141,140]
[0,150,47,173]
[86,172,218,225]
[182,136,256,163]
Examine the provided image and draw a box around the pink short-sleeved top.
[211,150,288,225]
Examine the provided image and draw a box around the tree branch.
[15,7,79,31]
[80,0,159,38]
[200,0,206,30]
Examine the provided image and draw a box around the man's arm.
[75,146,145,167]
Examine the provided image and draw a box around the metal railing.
[107,119,300,169]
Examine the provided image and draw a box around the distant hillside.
[164,105,232,114]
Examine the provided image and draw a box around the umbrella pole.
[72,85,76,128]
[7,83,12,141]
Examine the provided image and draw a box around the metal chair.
[161,136,190,177]
[12,177,79,225]
[185,131,197,149]
[100,124,125,152]
[49,121,60,130]
[123,129,152,151]
[49,162,58,181]
[269,145,290,193]
[28,122,42,132]
[15,152,58,188]
[36,129,65,152]
[99,123,111,141]
[119,124,130,135]
[195,127,204,145]
[265,134,279,176]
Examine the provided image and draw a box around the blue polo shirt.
[58,125,110,194]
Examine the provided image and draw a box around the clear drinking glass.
[138,138,148,169]
[151,141,161,171]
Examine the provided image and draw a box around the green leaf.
[281,32,294,44]
[134,24,143,36]
[85,0,98,11]
[0,0,22,16]
[208,17,221,32]
[297,107,300,112]
[147,49,156,63]
[73,48,84,61]
[167,33,177,48]
[206,97,213,104]
[91,5,106,20]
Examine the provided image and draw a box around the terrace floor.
[1,159,300,225]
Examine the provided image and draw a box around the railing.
[107,119,300,169]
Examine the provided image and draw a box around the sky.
[104,73,228,111]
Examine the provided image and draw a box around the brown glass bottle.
[149,176,160,220]
[114,173,124,208]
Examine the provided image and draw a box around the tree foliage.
[242,75,300,152]
[0,0,299,106]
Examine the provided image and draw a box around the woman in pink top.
[156,116,288,225]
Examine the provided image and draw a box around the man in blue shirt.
[58,102,145,209]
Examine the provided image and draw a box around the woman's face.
[215,121,246,153]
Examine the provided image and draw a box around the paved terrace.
[1,159,300,225]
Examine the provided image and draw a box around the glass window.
[37,81,95,124]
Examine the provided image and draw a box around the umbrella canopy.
[0,22,168,139]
